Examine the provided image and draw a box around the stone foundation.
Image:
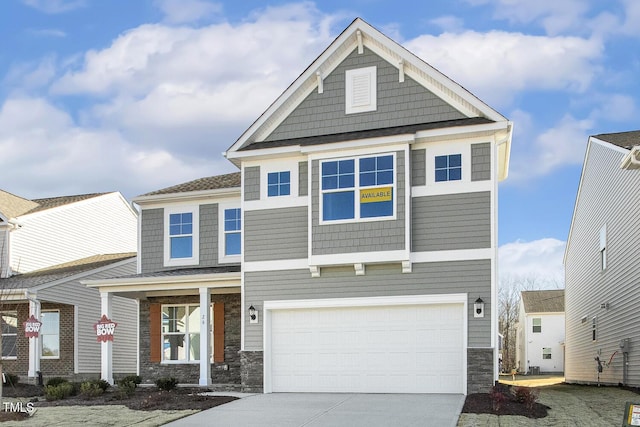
[467,348,494,394]
[240,351,263,393]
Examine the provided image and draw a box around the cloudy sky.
[1,0,638,285]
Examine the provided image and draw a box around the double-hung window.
[165,206,199,266]
[224,208,241,256]
[542,348,551,360]
[532,318,541,333]
[267,171,290,197]
[41,311,60,358]
[162,304,211,362]
[321,154,394,222]
[1,311,17,358]
[435,154,462,182]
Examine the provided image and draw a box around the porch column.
[199,287,211,386]
[100,292,114,385]
[27,297,41,379]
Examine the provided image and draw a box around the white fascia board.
[226,145,301,161]
[590,136,634,154]
[411,248,492,263]
[302,135,414,155]
[111,192,139,218]
[1,288,29,301]
[310,250,409,266]
[85,280,240,295]
[414,121,510,141]
[83,271,240,287]
[133,187,240,205]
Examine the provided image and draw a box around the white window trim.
[164,205,200,267]
[542,348,552,359]
[260,160,299,200]
[318,152,397,225]
[425,141,472,188]
[40,310,60,360]
[160,303,212,364]
[532,317,541,333]
[1,310,17,360]
[345,66,377,114]
[218,202,242,264]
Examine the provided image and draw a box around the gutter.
[620,145,640,169]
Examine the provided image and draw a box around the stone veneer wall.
[467,348,494,394]
[139,293,241,386]
[240,350,263,393]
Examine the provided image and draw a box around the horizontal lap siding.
[412,192,491,251]
[565,141,640,386]
[244,260,491,350]
[244,207,308,262]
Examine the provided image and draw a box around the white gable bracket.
[398,60,405,83]
[357,30,363,54]
[316,71,323,94]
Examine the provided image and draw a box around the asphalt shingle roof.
[139,172,241,197]
[0,253,136,290]
[594,130,640,150]
[112,265,241,280]
[0,191,107,218]
[521,290,565,313]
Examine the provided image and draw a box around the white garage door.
[269,303,464,393]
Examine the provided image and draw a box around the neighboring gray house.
[565,130,640,386]
[515,290,565,375]
[88,18,513,395]
[0,190,139,382]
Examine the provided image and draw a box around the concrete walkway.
[164,393,465,427]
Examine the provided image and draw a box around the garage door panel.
[270,303,464,393]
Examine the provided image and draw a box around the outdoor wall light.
[474,298,485,318]
[249,305,258,324]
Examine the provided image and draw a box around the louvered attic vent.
[345,66,377,114]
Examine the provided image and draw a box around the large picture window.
[321,154,394,222]
[162,304,212,362]
[41,311,60,358]
[1,311,17,358]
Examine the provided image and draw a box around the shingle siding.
[264,48,465,142]
[411,149,426,186]
[244,207,308,262]
[244,167,260,201]
[311,151,405,255]
[471,143,491,181]
[565,140,640,386]
[299,161,308,196]
[244,260,491,350]
[412,192,491,251]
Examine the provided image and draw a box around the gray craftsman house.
[564,130,640,386]
[87,17,512,395]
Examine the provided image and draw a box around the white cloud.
[21,0,85,14]
[404,31,603,107]
[591,94,637,122]
[429,16,465,33]
[154,0,222,24]
[4,56,57,90]
[26,28,67,37]
[499,238,566,287]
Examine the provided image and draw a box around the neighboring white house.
[516,290,565,375]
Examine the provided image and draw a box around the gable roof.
[0,253,136,291]
[225,17,511,159]
[135,172,241,201]
[0,190,107,219]
[521,290,565,313]
[593,130,640,150]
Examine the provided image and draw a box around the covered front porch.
[83,267,241,387]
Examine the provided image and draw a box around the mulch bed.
[462,383,549,419]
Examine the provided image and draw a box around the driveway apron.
[164,393,465,427]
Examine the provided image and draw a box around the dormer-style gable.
[226,17,512,181]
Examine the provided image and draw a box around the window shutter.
[149,303,161,363]
[213,303,225,363]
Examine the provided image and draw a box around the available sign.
[94,315,117,342]
[624,402,640,426]
[23,315,42,338]
[360,187,392,203]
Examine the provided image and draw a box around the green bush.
[80,381,104,399]
[155,377,178,391]
[45,377,68,387]
[114,380,137,399]
[45,382,74,401]
[92,379,110,392]
[3,373,19,386]
[119,375,142,387]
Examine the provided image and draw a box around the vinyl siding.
[471,143,491,181]
[411,149,426,186]
[140,204,219,273]
[244,260,491,350]
[565,140,640,386]
[0,229,7,278]
[244,207,308,262]
[299,161,308,196]
[37,260,138,374]
[9,193,137,274]
[412,192,491,251]
[311,151,405,255]
[264,48,465,142]
[244,167,260,201]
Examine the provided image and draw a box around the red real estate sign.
[23,315,42,338]
[94,315,117,342]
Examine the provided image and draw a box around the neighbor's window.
[592,317,597,341]
[599,225,607,271]
[162,304,212,362]
[169,212,193,259]
[41,311,60,358]
[224,208,241,256]
[267,171,291,197]
[532,318,541,333]
[321,154,394,222]
[1,311,17,358]
[542,348,552,360]
[435,154,462,182]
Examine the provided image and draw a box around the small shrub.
[92,379,110,392]
[46,377,68,387]
[45,382,74,401]
[490,385,508,412]
[114,380,137,399]
[80,381,104,399]
[513,386,539,410]
[155,377,178,391]
[119,375,142,387]
[3,373,19,386]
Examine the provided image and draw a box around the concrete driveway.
[165,393,465,427]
